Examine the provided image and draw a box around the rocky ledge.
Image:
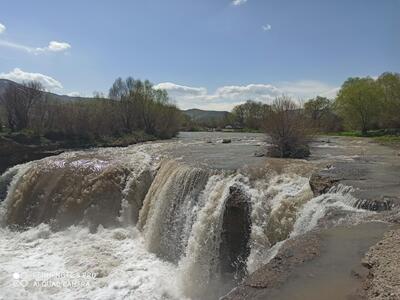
[222,232,321,300]
[309,168,399,212]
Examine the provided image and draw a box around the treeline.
[304,72,400,134]
[0,77,182,143]
[192,71,399,135]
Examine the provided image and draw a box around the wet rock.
[222,139,232,144]
[266,144,310,159]
[361,260,373,269]
[353,198,393,212]
[220,185,251,277]
[309,173,340,196]
[254,150,266,157]
[222,232,321,299]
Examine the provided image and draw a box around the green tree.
[231,100,270,130]
[335,77,383,135]
[304,96,342,132]
[377,72,400,128]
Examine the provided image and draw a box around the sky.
[0,0,399,110]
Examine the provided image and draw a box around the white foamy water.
[0,225,186,300]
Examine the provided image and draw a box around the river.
[0,132,376,299]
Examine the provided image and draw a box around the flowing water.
[0,132,373,300]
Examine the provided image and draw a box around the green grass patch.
[326,131,362,137]
[327,128,400,138]
[373,135,400,147]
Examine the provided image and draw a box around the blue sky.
[0,0,399,110]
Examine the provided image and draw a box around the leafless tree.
[264,96,311,158]
[0,81,44,131]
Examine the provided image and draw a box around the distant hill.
[0,79,89,102]
[183,108,229,122]
[0,80,229,118]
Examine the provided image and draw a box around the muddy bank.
[356,228,400,299]
[0,136,64,174]
[223,232,321,300]
[224,222,390,300]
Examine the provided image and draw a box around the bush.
[264,96,311,159]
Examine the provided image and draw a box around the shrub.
[264,96,311,159]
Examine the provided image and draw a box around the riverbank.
[356,228,400,299]
[0,131,157,174]
[327,130,400,150]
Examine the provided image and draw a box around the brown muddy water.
[259,222,390,300]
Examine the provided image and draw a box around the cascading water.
[0,141,371,299]
[138,160,210,262]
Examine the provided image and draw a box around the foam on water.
[0,225,186,300]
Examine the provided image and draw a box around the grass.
[373,135,400,148]
[326,131,363,137]
[325,129,400,149]
[327,128,400,137]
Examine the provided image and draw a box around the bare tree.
[0,81,44,131]
[264,96,311,158]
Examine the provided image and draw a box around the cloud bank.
[0,23,5,34]
[0,68,339,111]
[154,80,339,110]
[0,68,63,91]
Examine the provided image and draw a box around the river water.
[0,132,372,300]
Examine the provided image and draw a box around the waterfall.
[246,174,313,273]
[0,150,372,299]
[0,151,154,229]
[179,174,243,298]
[138,160,210,262]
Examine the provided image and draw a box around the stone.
[219,185,251,277]
[254,150,266,157]
[309,173,340,196]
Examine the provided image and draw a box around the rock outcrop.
[222,232,321,299]
[309,172,340,196]
[220,186,252,277]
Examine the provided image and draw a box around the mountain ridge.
[0,79,229,115]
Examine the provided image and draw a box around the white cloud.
[262,24,272,31]
[0,68,63,91]
[0,23,5,34]
[66,91,81,97]
[155,80,339,110]
[278,80,338,99]
[153,82,207,96]
[232,0,248,6]
[47,41,71,52]
[0,39,71,54]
